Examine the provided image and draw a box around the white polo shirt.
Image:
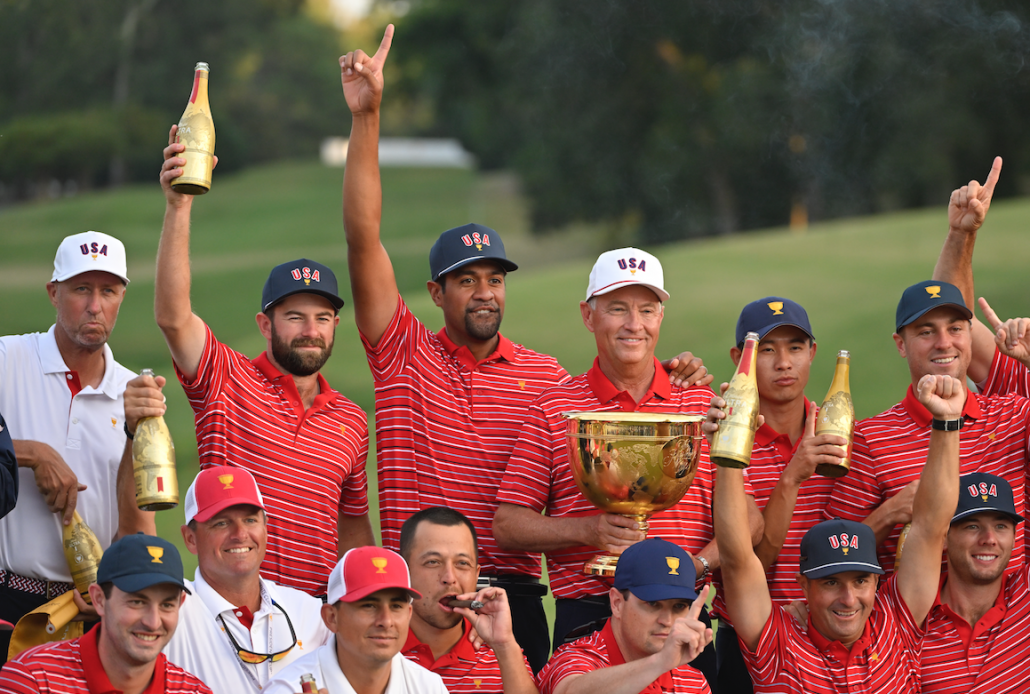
[164,570,330,693]
[264,639,447,694]
[0,327,133,581]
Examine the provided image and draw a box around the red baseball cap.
[326,546,421,604]
[184,466,265,524]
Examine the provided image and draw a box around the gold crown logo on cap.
[147,546,164,563]
[372,557,388,574]
[666,556,680,575]
[768,301,784,315]
[218,474,234,490]
[925,285,942,299]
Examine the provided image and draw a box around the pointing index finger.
[978,296,1004,332]
[982,156,1003,200]
[688,584,710,621]
[372,23,395,67]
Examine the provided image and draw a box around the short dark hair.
[399,507,478,561]
[100,581,115,599]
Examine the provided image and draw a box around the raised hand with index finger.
[340,24,395,116]
[948,156,1002,235]
[978,296,1030,367]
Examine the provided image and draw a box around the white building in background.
[320,137,476,168]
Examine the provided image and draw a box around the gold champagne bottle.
[300,674,320,694]
[711,332,760,468]
[171,62,215,194]
[132,369,180,510]
[815,350,855,477]
[63,511,103,604]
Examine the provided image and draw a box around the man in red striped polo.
[158,129,374,597]
[716,373,963,693]
[920,472,1030,693]
[704,297,847,694]
[493,247,761,689]
[0,534,213,694]
[398,507,536,694]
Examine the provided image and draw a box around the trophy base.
[583,554,621,577]
[816,462,850,478]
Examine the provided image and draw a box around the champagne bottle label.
[133,369,180,511]
[711,333,760,468]
[815,352,855,478]
[172,62,215,195]
[63,512,103,603]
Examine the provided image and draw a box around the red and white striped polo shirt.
[401,620,529,693]
[176,324,370,595]
[740,576,921,693]
[361,297,568,574]
[497,359,727,598]
[740,400,836,606]
[920,566,1030,693]
[537,619,711,694]
[980,349,1030,398]
[824,384,1030,575]
[0,626,213,694]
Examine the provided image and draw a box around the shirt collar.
[192,569,276,620]
[599,620,673,692]
[40,324,121,400]
[901,383,981,428]
[753,399,816,457]
[436,327,515,370]
[586,357,672,410]
[252,351,337,413]
[934,571,1010,639]
[402,619,478,667]
[806,613,874,666]
[80,624,168,694]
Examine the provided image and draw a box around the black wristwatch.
[124,422,135,440]
[931,418,963,431]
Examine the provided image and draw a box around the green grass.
[3,159,1029,631]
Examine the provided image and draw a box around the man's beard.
[270,323,334,376]
[464,304,502,341]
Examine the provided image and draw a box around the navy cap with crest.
[97,533,190,595]
[895,280,972,333]
[261,259,344,312]
[735,297,814,348]
[953,472,1024,524]
[800,519,883,580]
[429,223,518,282]
[613,538,698,601]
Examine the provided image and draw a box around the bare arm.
[895,375,963,626]
[552,587,712,694]
[155,125,209,380]
[13,440,86,525]
[756,407,846,568]
[337,513,375,556]
[493,502,643,554]
[714,464,773,652]
[340,26,400,347]
[932,157,1002,383]
[453,587,538,694]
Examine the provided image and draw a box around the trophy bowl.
[564,411,704,576]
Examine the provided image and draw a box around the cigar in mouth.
[447,599,485,610]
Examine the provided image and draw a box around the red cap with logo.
[184,465,265,524]
[326,546,421,604]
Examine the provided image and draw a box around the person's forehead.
[818,570,875,583]
[953,511,1015,527]
[446,260,507,278]
[905,305,969,330]
[759,325,811,344]
[275,293,336,314]
[114,583,182,601]
[597,284,661,305]
[204,504,264,523]
[411,521,476,556]
[57,270,126,287]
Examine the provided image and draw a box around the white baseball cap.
[585,247,668,302]
[52,231,129,284]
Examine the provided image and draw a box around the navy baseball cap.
[953,473,1024,524]
[800,519,884,579]
[429,223,518,282]
[262,259,344,312]
[97,533,190,595]
[735,297,814,348]
[895,280,972,332]
[613,538,698,601]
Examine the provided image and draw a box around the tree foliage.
[389,0,1030,242]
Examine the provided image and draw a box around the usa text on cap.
[262,259,344,312]
[895,280,971,332]
[800,519,883,579]
[326,546,420,604]
[184,465,266,525]
[52,231,129,284]
[428,223,518,282]
[585,247,669,302]
[953,472,1024,524]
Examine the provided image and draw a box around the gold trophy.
[171,61,215,194]
[63,511,103,604]
[814,350,855,477]
[710,331,761,468]
[564,411,704,576]
[132,369,179,510]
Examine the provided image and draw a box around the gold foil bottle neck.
[815,350,855,477]
[171,62,215,195]
[63,510,103,604]
[711,332,760,468]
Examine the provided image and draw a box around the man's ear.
[893,332,906,358]
[729,346,742,366]
[256,311,273,341]
[427,280,444,308]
